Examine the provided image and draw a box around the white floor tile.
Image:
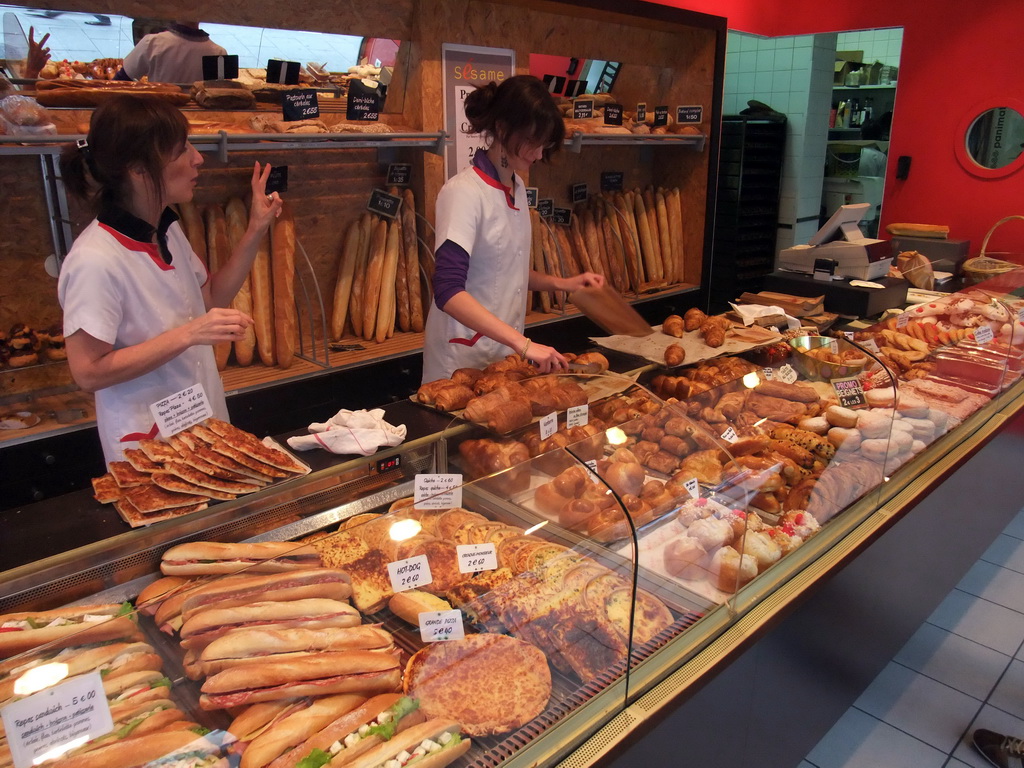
[958,560,1024,614]
[952,705,1024,767]
[854,662,982,753]
[988,659,1024,720]
[982,534,1024,574]
[806,707,947,768]
[1003,507,1024,540]
[928,589,1024,656]
[894,623,1011,700]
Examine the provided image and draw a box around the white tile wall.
[837,28,904,67]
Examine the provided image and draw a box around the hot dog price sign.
[441,43,515,179]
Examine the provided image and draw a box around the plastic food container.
[788,335,869,380]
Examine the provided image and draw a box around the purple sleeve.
[433,239,471,309]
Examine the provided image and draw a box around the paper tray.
[592,323,782,367]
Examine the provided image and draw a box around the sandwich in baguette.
[265,694,424,768]
[161,542,323,576]
[46,729,226,768]
[104,669,173,707]
[181,570,352,624]
[196,626,396,677]
[228,698,315,754]
[0,602,140,659]
[179,598,361,655]
[233,693,366,768]
[199,650,401,710]
[137,576,192,616]
[153,576,221,634]
[314,718,470,768]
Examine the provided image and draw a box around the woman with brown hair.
[422,74,604,383]
[57,94,282,462]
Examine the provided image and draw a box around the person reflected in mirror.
[57,95,282,462]
[114,20,226,84]
[23,26,50,80]
[422,74,605,383]
[27,10,110,25]
[972,728,1024,768]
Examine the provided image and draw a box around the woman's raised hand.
[248,161,284,233]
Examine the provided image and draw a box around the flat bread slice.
[160,463,259,495]
[150,470,234,501]
[207,440,288,478]
[190,425,220,445]
[168,433,198,455]
[204,418,307,475]
[124,483,208,513]
[124,448,162,473]
[91,473,121,504]
[116,497,208,528]
[138,438,180,463]
[109,461,151,488]
[175,448,259,484]
[189,442,276,482]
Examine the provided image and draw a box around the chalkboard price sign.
[282,90,320,122]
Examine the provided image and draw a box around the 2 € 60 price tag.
[456,543,497,574]
[387,554,432,593]
[150,382,212,439]
[419,610,465,643]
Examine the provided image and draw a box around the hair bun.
[463,81,499,132]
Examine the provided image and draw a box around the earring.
[500,154,509,168]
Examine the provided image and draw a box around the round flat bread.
[403,634,551,736]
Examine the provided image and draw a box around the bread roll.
[331,218,362,340]
[375,220,401,343]
[204,204,232,369]
[388,590,452,624]
[362,218,388,341]
[271,203,297,368]
[601,459,645,497]
[402,189,424,332]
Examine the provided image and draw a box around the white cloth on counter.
[286,408,407,455]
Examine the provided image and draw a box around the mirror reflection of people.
[422,75,605,383]
[23,26,50,80]
[57,95,282,463]
[114,21,226,84]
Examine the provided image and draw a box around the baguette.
[601,206,626,292]
[342,719,470,768]
[180,569,353,624]
[272,203,298,368]
[554,219,579,275]
[332,219,362,340]
[642,188,663,279]
[376,219,402,343]
[394,212,411,333]
[362,218,388,341]
[886,222,950,239]
[161,541,322,576]
[530,210,550,313]
[655,189,673,282]
[178,200,207,269]
[52,729,219,768]
[225,198,256,366]
[205,205,233,369]
[668,187,685,283]
[609,196,641,291]
[251,231,275,365]
[402,189,424,333]
[540,221,565,309]
[0,604,140,660]
[581,209,606,277]
[239,694,367,768]
[569,213,593,273]
[349,214,372,338]
[388,590,452,625]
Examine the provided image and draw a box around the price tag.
[603,103,623,126]
[346,80,381,121]
[653,106,669,127]
[457,543,497,574]
[573,99,594,119]
[860,337,880,354]
[636,103,647,122]
[266,165,288,194]
[585,459,599,476]
[974,325,994,345]
[600,171,624,192]
[386,163,412,186]
[683,477,699,499]
[282,89,320,121]
[150,382,212,439]
[566,404,589,428]
[538,199,554,218]
[1,671,113,768]
[828,338,839,353]
[418,610,465,643]
[831,375,867,408]
[413,473,463,509]
[896,312,909,329]
[202,54,238,81]
[676,105,703,123]
[762,367,774,380]
[570,183,588,204]
[778,364,798,384]
[267,58,300,85]
[720,426,738,443]
[526,187,539,208]
[844,331,855,341]
[367,188,403,219]
[539,412,558,441]
[387,554,432,593]
[552,208,572,226]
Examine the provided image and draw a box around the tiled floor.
[800,504,1024,768]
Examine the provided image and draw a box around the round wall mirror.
[956,100,1024,178]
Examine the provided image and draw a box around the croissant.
[433,383,474,411]
[663,314,684,337]
[684,307,707,331]
[700,319,725,348]
[665,343,686,366]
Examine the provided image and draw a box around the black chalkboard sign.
[553,207,572,225]
[266,166,288,194]
[573,99,594,120]
[202,54,238,81]
[367,188,402,219]
[347,80,382,121]
[600,171,624,192]
[387,163,412,186]
[653,106,669,127]
[267,59,300,85]
[538,199,554,218]
[570,183,588,204]
[526,187,539,208]
[676,105,703,124]
[636,103,647,122]
[603,103,623,126]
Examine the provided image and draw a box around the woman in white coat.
[422,75,604,383]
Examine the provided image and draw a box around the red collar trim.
[98,223,174,272]
[472,167,519,211]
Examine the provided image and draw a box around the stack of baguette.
[330,188,432,344]
[529,186,686,312]
[178,199,299,370]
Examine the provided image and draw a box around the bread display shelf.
[565,131,707,153]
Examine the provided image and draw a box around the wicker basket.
[963,215,1024,284]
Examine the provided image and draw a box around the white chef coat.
[121,28,227,84]
[422,164,531,383]
[58,213,228,463]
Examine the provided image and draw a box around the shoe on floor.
[974,728,1024,768]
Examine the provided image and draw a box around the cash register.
[777,202,892,280]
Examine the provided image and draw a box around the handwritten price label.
[540,412,558,441]
[974,325,994,345]
[720,426,738,443]
[683,477,699,499]
[457,543,497,574]
[762,367,774,380]
[282,89,320,121]
[566,404,589,429]
[414,474,463,510]
[896,312,909,329]
[419,610,465,643]
[778,364,798,384]
[150,382,212,439]
[387,554,432,593]
[859,337,880,354]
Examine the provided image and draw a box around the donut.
[859,437,890,462]
[710,546,758,592]
[825,405,859,429]
[741,530,782,571]
[798,416,830,435]
[687,516,734,550]
[827,427,861,450]
[864,387,897,408]
[663,536,708,580]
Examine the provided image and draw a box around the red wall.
[653,0,1024,254]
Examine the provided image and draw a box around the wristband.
[521,339,531,358]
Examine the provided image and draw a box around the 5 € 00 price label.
[387,554,432,593]
[683,477,699,499]
[456,543,497,574]
[778,364,798,384]
[2,671,113,768]
[419,610,465,643]
[539,412,558,441]
[150,382,212,439]
[414,473,463,509]
[566,404,589,429]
